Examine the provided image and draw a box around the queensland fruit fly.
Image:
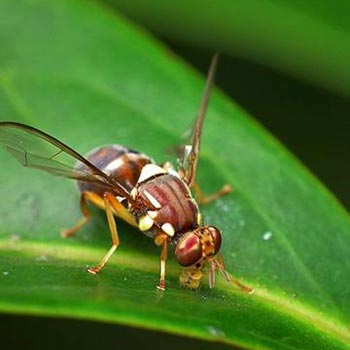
[0,54,252,292]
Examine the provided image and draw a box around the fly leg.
[154,233,168,291]
[62,191,137,238]
[192,182,232,205]
[179,267,203,289]
[215,253,254,293]
[61,191,101,237]
[87,192,121,274]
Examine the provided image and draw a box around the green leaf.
[0,0,349,349]
[106,0,350,96]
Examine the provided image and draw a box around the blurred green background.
[1,0,349,349]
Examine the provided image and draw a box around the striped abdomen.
[136,173,200,238]
[76,145,152,196]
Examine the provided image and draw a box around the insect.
[0,54,252,292]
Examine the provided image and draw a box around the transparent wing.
[178,54,219,187]
[0,122,131,199]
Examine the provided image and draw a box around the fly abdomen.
[76,145,152,196]
[136,171,200,237]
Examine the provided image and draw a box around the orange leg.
[154,233,168,291]
[61,191,137,238]
[192,182,232,205]
[215,253,254,294]
[61,192,96,238]
[103,192,137,227]
[87,192,120,274]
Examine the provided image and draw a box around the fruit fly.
[0,54,252,292]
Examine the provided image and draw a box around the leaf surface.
[0,1,349,349]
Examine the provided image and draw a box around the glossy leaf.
[0,0,349,349]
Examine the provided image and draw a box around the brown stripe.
[139,174,198,234]
[151,180,181,229]
[164,175,197,232]
[165,179,188,229]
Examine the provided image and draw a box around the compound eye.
[208,226,222,255]
[175,232,203,267]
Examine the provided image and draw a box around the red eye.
[175,232,203,267]
[208,226,222,254]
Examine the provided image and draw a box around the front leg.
[179,267,203,289]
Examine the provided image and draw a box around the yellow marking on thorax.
[88,192,138,228]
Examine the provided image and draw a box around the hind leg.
[87,192,120,274]
[192,182,232,205]
[61,191,102,238]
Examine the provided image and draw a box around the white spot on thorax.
[161,223,175,237]
[147,210,158,219]
[137,164,165,183]
[143,190,161,209]
[139,214,154,231]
